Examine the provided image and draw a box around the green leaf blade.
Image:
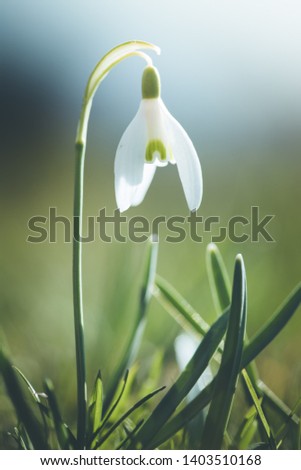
[242,283,301,367]
[0,349,47,449]
[94,386,165,449]
[206,243,231,314]
[201,254,247,449]
[155,274,210,337]
[235,405,259,450]
[206,244,260,391]
[88,370,103,445]
[44,379,75,450]
[241,370,276,449]
[132,307,230,449]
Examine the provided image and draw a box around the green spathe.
[142,66,161,99]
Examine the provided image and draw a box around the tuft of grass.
[1,244,300,450]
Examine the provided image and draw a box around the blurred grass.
[1,144,300,436]
[1,62,301,446]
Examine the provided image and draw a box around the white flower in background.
[114,65,203,212]
[174,333,213,399]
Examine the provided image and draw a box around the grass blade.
[104,237,158,412]
[18,424,34,449]
[130,307,230,449]
[242,283,301,366]
[117,419,145,450]
[201,254,247,449]
[0,348,47,449]
[94,386,165,449]
[234,405,259,450]
[13,366,49,441]
[95,370,129,441]
[149,381,214,448]
[206,244,260,390]
[258,381,299,426]
[275,394,301,449]
[155,274,209,336]
[13,366,42,404]
[88,370,103,445]
[8,427,29,450]
[241,369,276,448]
[242,282,301,428]
[296,419,301,450]
[206,243,231,315]
[44,379,75,450]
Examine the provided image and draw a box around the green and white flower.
[114,65,203,212]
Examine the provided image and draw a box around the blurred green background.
[1,0,300,444]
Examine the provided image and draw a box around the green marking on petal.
[142,66,161,99]
[145,139,167,163]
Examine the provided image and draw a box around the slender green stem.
[73,141,87,448]
[71,41,159,449]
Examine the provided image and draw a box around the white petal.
[163,105,203,211]
[132,163,156,206]
[174,334,213,400]
[114,103,147,212]
[155,159,168,167]
[142,98,167,142]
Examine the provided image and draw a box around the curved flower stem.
[73,140,88,449]
[72,40,160,449]
[73,94,92,449]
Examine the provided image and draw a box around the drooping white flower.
[114,65,203,212]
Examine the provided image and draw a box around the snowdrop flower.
[114,65,203,212]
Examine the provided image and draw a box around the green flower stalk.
[73,41,160,448]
